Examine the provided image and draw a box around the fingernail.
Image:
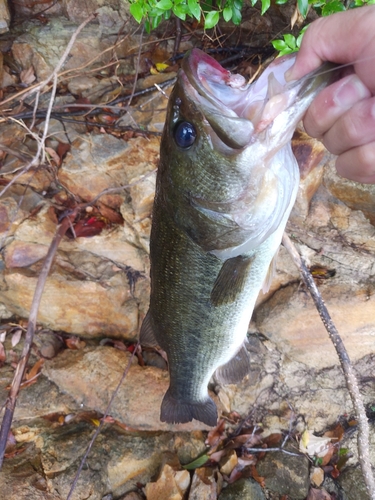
[333,74,370,108]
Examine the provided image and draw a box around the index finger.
[286,6,375,93]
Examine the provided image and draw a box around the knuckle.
[357,143,375,172]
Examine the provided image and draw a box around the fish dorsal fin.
[215,344,251,384]
[261,247,279,294]
[210,255,254,307]
[139,310,159,348]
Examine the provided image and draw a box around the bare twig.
[66,340,140,500]
[282,232,375,500]
[0,211,77,469]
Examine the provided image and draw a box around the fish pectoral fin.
[161,389,218,426]
[210,255,254,307]
[261,246,280,294]
[214,344,251,385]
[139,310,159,348]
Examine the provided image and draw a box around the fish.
[140,49,338,426]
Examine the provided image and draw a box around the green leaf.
[298,0,309,16]
[152,14,164,28]
[250,0,257,5]
[173,3,187,19]
[296,24,308,47]
[283,33,297,49]
[183,453,210,470]
[233,0,243,8]
[204,10,220,28]
[223,5,233,20]
[276,0,289,4]
[271,39,288,51]
[322,0,345,15]
[129,2,144,23]
[188,0,201,20]
[155,0,173,9]
[260,0,270,13]
[232,5,242,23]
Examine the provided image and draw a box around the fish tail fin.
[160,389,218,426]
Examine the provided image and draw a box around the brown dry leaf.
[330,464,340,479]
[226,432,263,449]
[206,419,226,447]
[11,328,23,347]
[20,66,36,85]
[25,358,44,381]
[209,449,227,463]
[263,433,282,447]
[0,342,5,365]
[224,465,244,484]
[324,423,344,442]
[65,336,86,350]
[102,415,139,432]
[45,147,61,167]
[290,5,299,29]
[307,487,333,499]
[320,442,335,466]
[97,203,124,224]
[56,142,71,161]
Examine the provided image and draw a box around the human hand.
[286,6,375,183]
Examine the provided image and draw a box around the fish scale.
[140,49,340,426]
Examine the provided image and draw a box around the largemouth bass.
[140,49,338,426]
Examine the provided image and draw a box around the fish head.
[159,49,338,257]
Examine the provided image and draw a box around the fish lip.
[178,66,236,118]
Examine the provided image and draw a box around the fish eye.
[174,121,196,148]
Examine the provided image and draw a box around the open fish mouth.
[179,49,337,150]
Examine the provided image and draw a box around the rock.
[256,444,310,499]
[255,180,375,369]
[310,467,324,487]
[0,0,10,33]
[0,132,158,337]
[219,450,238,476]
[337,466,369,500]
[218,478,266,500]
[291,129,327,222]
[144,463,190,500]
[188,467,217,500]
[43,346,222,431]
[324,160,375,225]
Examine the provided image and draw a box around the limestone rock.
[256,444,310,499]
[188,467,217,500]
[0,0,10,33]
[255,280,375,368]
[219,478,266,500]
[43,346,222,431]
[324,160,375,225]
[144,463,190,500]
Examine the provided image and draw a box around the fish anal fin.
[210,255,254,307]
[160,389,218,427]
[214,344,251,385]
[139,310,159,348]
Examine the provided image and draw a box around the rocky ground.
[0,0,375,499]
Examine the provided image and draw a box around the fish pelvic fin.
[215,344,251,385]
[160,389,218,427]
[210,255,254,307]
[139,310,159,348]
